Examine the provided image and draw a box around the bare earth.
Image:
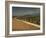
[12,18,40,31]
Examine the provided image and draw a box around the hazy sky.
[12,7,40,16]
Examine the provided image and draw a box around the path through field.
[12,18,40,31]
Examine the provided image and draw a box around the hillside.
[13,15,40,25]
[12,17,40,31]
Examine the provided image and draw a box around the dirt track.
[12,18,40,31]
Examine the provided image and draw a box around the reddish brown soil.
[12,17,40,31]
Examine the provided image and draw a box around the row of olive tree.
[16,16,40,25]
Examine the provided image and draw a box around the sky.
[12,7,40,16]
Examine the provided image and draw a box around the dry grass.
[12,17,40,31]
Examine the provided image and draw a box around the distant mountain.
[16,14,40,17]
[13,12,40,17]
